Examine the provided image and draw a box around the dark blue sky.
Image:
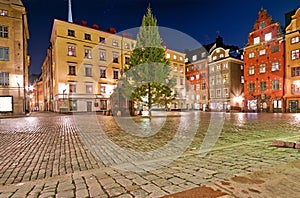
[22,0,299,74]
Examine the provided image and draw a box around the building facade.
[185,47,209,110]
[165,49,186,110]
[208,37,244,112]
[244,9,285,113]
[0,0,29,116]
[42,19,136,113]
[285,8,300,112]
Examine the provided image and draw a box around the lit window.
[259,49,266,56]
[248,66,254,75]
[180,65,184,73]
[124,43,130,49]
[86,84,93,93]
[84,47,92,59]
[259,64,266,73]
[99,49,106,61]
[223,88,229,97]
[0,9,8,16]
[67,45,76,56]
[271,62,279,71]
[173,64,178,72]
[0,47,9,60]
[190,75,194,81]
[248,52,255,58]
[192,55,197,61]
[241,76,244,83]
[173,55,177,60]
[220,54,224,58]
[112,39,119,47]
[291,36,300,44]
[166,53,170,59]
[291,49,300,60]
[265,32,272,42]
[292,81,300,94]
[0,26,8,38]
[100,84,106,94]
[212,56,217,60]
[254,37,260,44]
[223,74,228,84]
[196,74,200,80]
[179,56,183,61]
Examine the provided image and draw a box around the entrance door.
[87,101,92,112]
[289,100,298,113]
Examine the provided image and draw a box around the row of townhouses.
[1,0,300,116]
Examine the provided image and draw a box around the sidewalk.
[164,159,300,198]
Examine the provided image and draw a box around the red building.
[244,8,285,112]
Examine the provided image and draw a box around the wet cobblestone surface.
[0,112,299,197]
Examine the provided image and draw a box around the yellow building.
[0,0,29,116]
[165,49,186,109]
[42,19,136,112]
[285,8,300,112]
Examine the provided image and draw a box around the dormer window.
[259,21,265,29]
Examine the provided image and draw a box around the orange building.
[285,8,300,112]
[244,9,285,112]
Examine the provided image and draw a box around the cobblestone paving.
[0,112,299,197]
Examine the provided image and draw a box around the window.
[220,54,224,58]
[192,55,197,61]
[69,84,76,93]
[84,33,91,40]
[190,75,194,81]
[69,100,77,111]
[259,49,266,56]
[216,89,221,98]
[272,80,280,90]
[292,82,300,94]
[85,65,92,77]
[173,55,177,60]
[113,69,119,79]
[248,66,254,75]
[292,67,300,77]
[241,76,244,83]
[259,64,266,73]
[259,21,265,29]
[99,49,106,61]
[99,37,105,43]
[265,32,272,41]
[84,47,92,59]
[201,52,206,58]
[210,65,215,72]
[212,56,217,60]
[68,65,76,75]
[67,45,76,56]
[112,52,119,63]
[202,81,206,90]
[100,67,106,78]
[291,36,299,44]
[67,29,75,37]
[166,53,170,59]
[0,47,9,60]
[249,83,255,92]
[124,42,130,49]
[125,56,130,64]
[271,62,279,71]
[223,88,229,97]
[0,72,9,86]
[196,74,200,80]
[210,90,215,98]
[271,45,279,53]
[291,49,300,60]
[260,81,266,91]
[180,65,184,73]
[223,74,228,84]
[254,37,260,44]
[216,65,221,70]
[100,84,106,94]
[202,94,206,100]
[210,77,215,85]
[0,25,8,38]
[180,77,184,85]
[248,52,255,58]
[173,64,178,72]
[201,72,206,78]
[223,63,228,69]
[216,75,221,85]
[112,39,118,47]
[0,10,8,16]
[179,56,183,61]
[86,84,93,93]
[195,84,200,90]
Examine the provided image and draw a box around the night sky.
[22,0,299,74]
